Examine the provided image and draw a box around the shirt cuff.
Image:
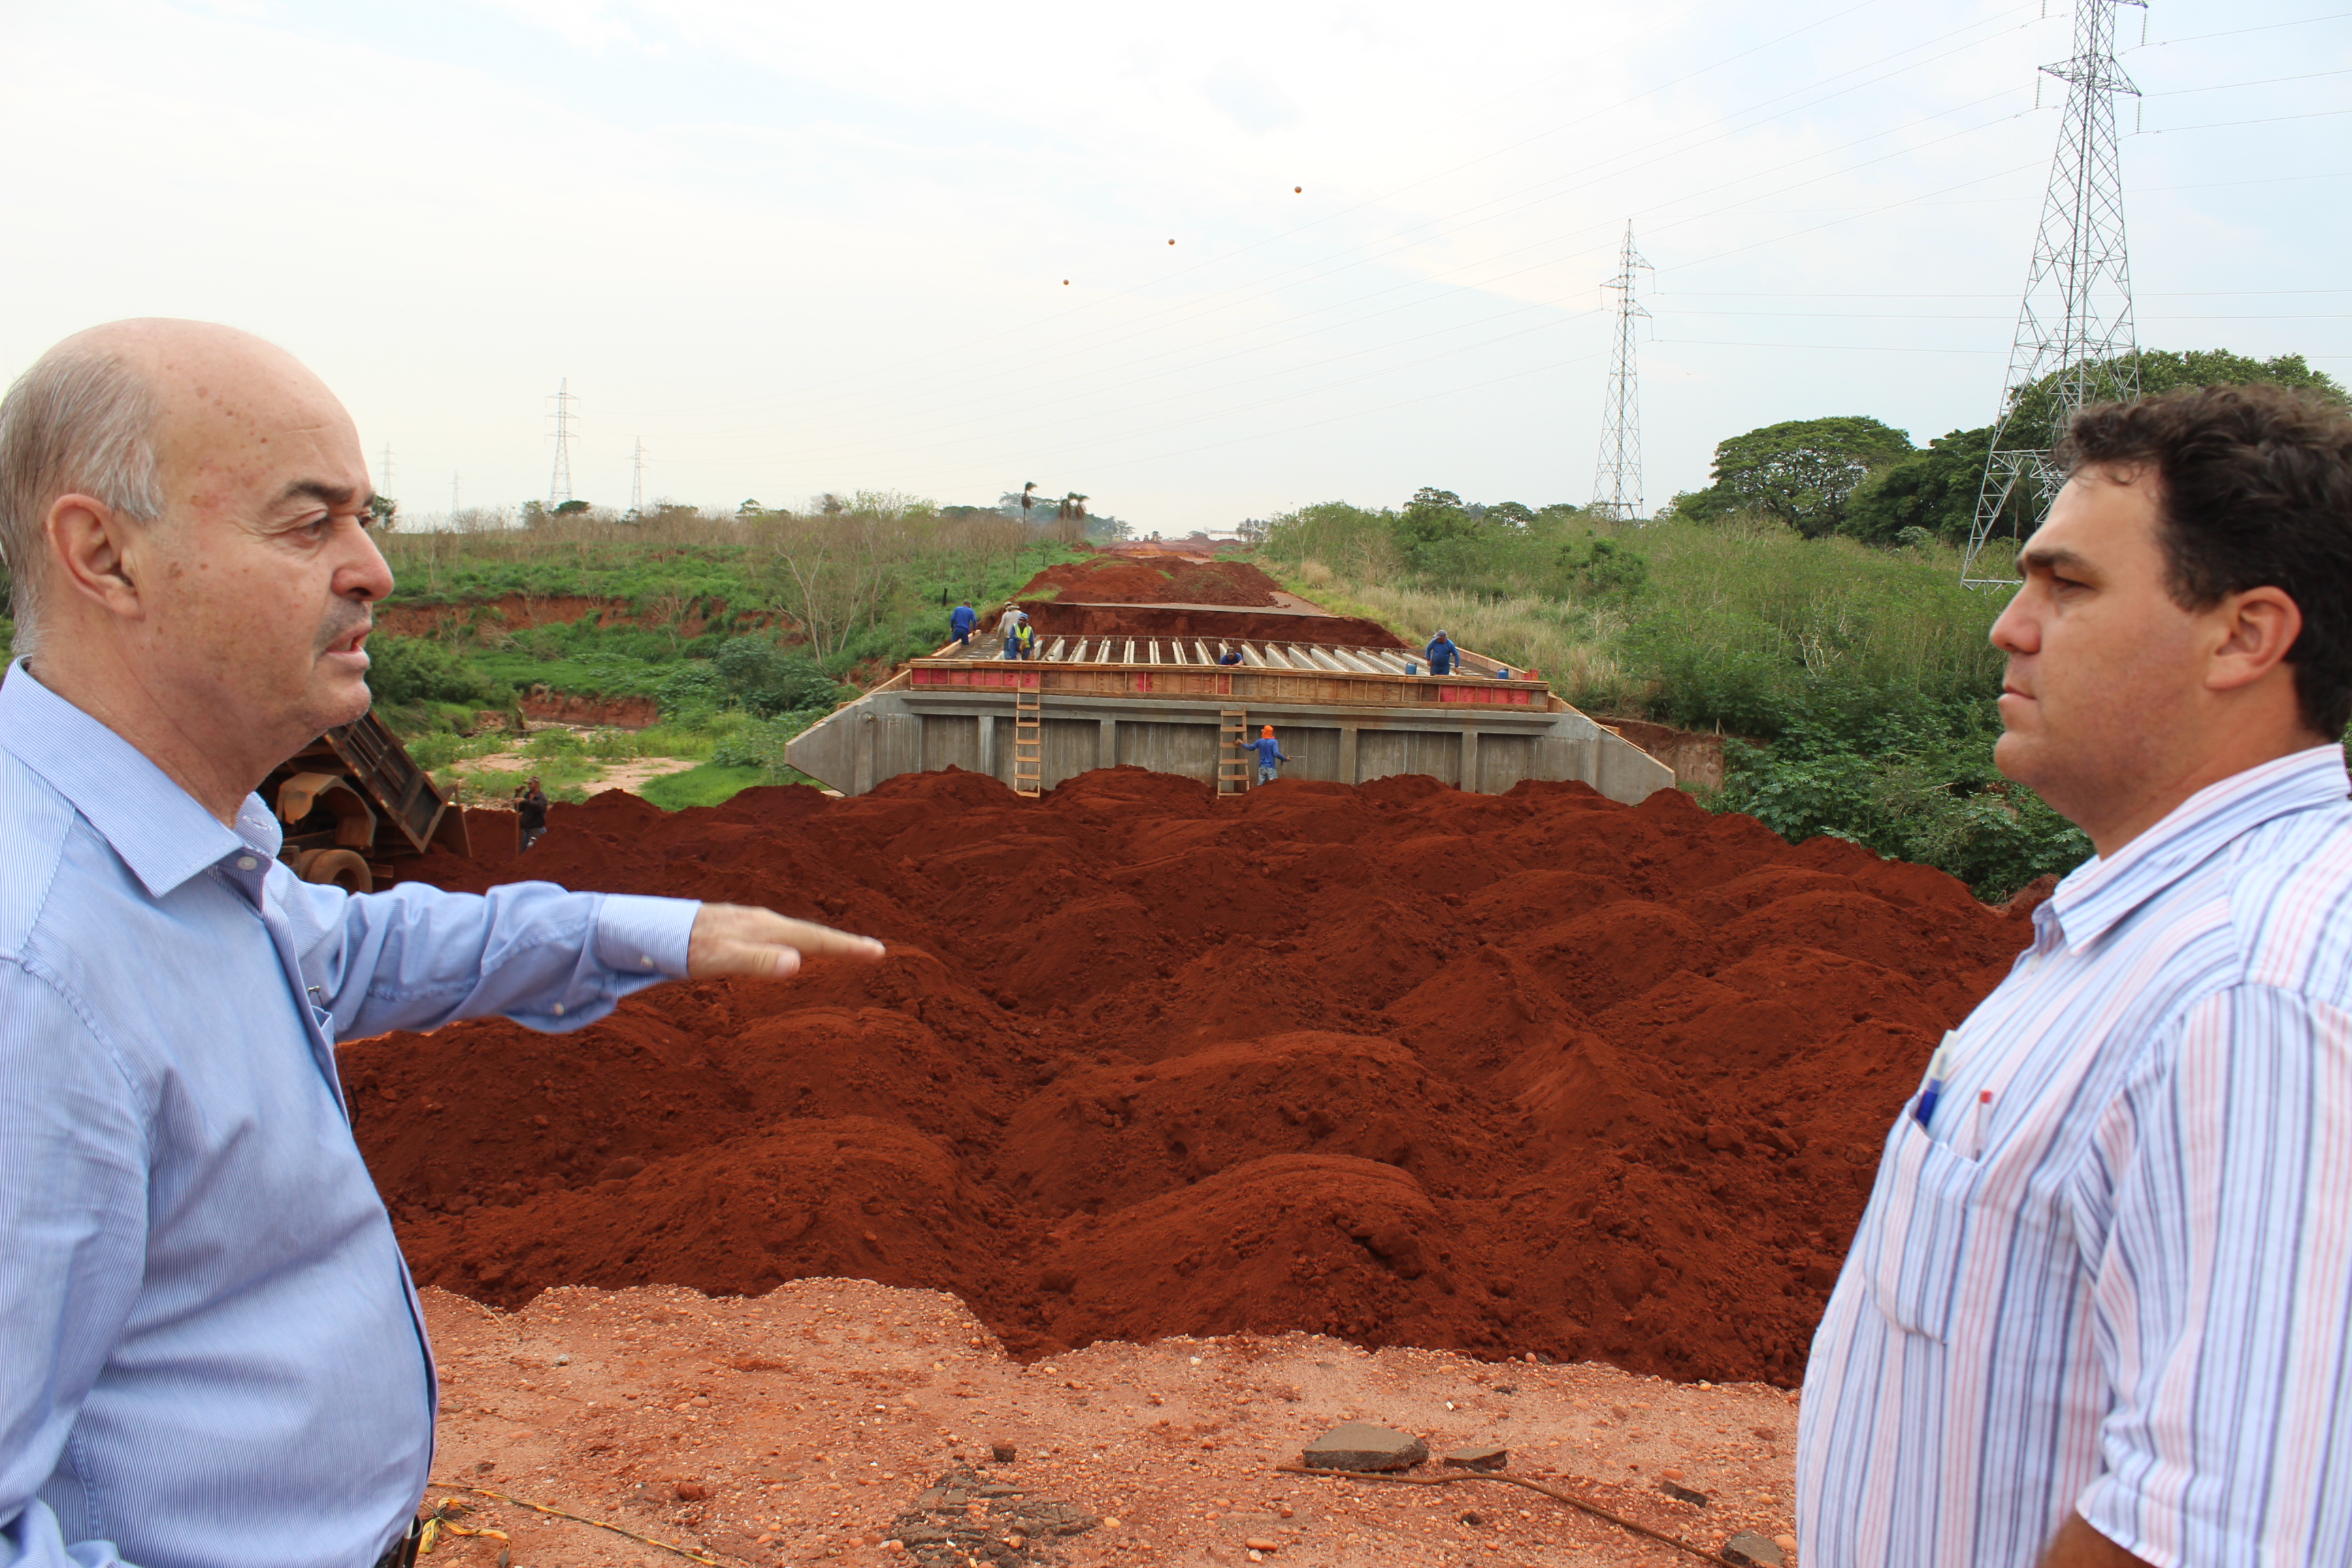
[593,894,700,979]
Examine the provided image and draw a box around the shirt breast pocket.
[1857,1114,1984,1341]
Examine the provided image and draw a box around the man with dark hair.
[514,775,550,851]
[1800,382,2352,1568]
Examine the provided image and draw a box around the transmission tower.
[1961,0,2144,585]
[547,378,578,508]
[631,437,647,517]
[377,443,394,497]
[1590,222,1652,522]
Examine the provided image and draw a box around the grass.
[640,764,771,811]
[1273,517,2012,730]
[1260,514,2082,900]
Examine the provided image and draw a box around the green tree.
[1395,487,1474,552]
[1846,349,2347,544]
[1687,416,1916,538]
[2002,348,2346,453]
[1842,426,1994,544]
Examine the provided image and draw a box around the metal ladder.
[1012,685,1044,798]
[1217,708,1251,798]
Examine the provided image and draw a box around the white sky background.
[3,1,2347,532]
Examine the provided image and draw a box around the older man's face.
[137,340,391,746]
[1987,467,2204,825]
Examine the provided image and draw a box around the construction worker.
[1252,724,1290,785]
[1426,630,1460,676]
[997,604,1025,659]
[1015,617,1037,660]
[949,599,977,649]
[514,775,549,851]
[1218,645,1242,666]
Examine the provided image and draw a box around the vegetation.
[1665,416,1916,537]
[1845,349,2346,544]
[640,764,770,812]
[1258,494,2080,899]
[365,497,1079,749]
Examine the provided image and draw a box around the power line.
[1965,0,2144,587]
[1592,223,1654,521]
[547,378,577,508]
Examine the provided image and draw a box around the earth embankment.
[350,767,2027,1386]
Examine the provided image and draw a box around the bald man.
[0,321,883,1568]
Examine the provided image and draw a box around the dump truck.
[262,709,469,893]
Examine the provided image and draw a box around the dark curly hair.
[2059,382,2352,735]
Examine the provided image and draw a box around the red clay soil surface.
[1008,557,1405,648]
[417,1278,1801,1567]
[356,769,2029,1394]
[1015,557,1288,609]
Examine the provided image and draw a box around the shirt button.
[237,856,259,871]
[552,1003,566,1017]
[642,955,654,968]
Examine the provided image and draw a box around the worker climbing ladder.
[1216,709,1250,798]
[1012,684,1044,798]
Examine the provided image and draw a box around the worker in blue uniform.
[1252,725,1291,785]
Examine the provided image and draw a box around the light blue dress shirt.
[0,662,700,1568]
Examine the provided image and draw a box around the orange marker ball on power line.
[1168,238,1175,244]
[1294,186,1303,193]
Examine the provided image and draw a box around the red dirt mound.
[1013,555,1285,608]
[353,767,2033,1386]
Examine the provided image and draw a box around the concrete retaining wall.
[785,683,1677,806]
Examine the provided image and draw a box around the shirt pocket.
[1856,1113,1984,1341]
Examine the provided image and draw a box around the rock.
[1724,1529,1786,1567]
[1243,1539,1281,1552]
[1442,1444,1509,1471]
[1774,1535,1800,1556]
[1659,1478,1708,1507]
[673,1480,707,1502]
[1299,1421,1428,1472]
[991,1441,1018,1464]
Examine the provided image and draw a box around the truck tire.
[295,847,374,894]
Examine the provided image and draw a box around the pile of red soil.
[353,770,2031,1386]
[1015,555,1286,608]
[1017,602,1407,650]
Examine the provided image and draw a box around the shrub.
[367,636,499,706]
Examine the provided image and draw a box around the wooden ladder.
[1217,708,1251,798]
[1013,684,1044,798]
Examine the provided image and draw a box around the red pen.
[1970,1090,1993,1158]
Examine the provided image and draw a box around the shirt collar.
[0,659,282,898]
[2042,742,2352,952]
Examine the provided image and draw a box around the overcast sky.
[4,0,2347,530]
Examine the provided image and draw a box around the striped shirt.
[1798,743,2352,1568]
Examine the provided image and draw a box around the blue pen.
[1914,1032,1958,1129]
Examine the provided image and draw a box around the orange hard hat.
[1261,725,1275,738]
